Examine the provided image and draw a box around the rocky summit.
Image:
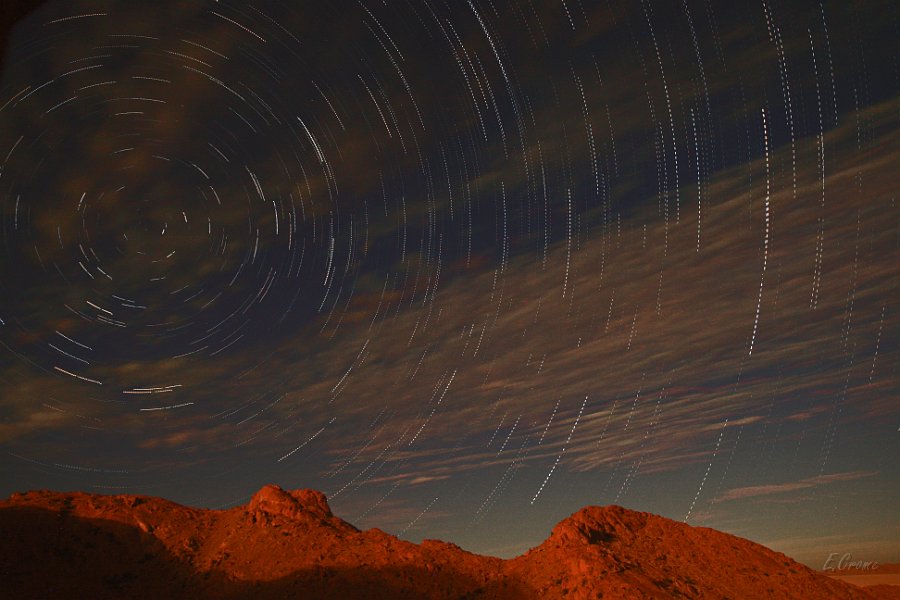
[1,485,895,599]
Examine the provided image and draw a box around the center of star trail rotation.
[0,0,897,565]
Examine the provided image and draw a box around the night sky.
[1,0,897,566]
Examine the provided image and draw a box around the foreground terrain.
[1,484,896,599]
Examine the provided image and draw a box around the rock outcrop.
[1,486,894,599]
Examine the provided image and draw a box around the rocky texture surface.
[1,484,895,599]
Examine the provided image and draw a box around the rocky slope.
[1,484,894,599]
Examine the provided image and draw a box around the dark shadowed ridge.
[2,485,896,599]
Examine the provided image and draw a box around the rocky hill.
[1,484,895,599]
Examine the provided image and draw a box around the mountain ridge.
[1,484,894,599]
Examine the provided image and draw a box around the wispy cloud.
[715,471,877,503]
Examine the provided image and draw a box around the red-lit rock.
[1,486,894,599]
